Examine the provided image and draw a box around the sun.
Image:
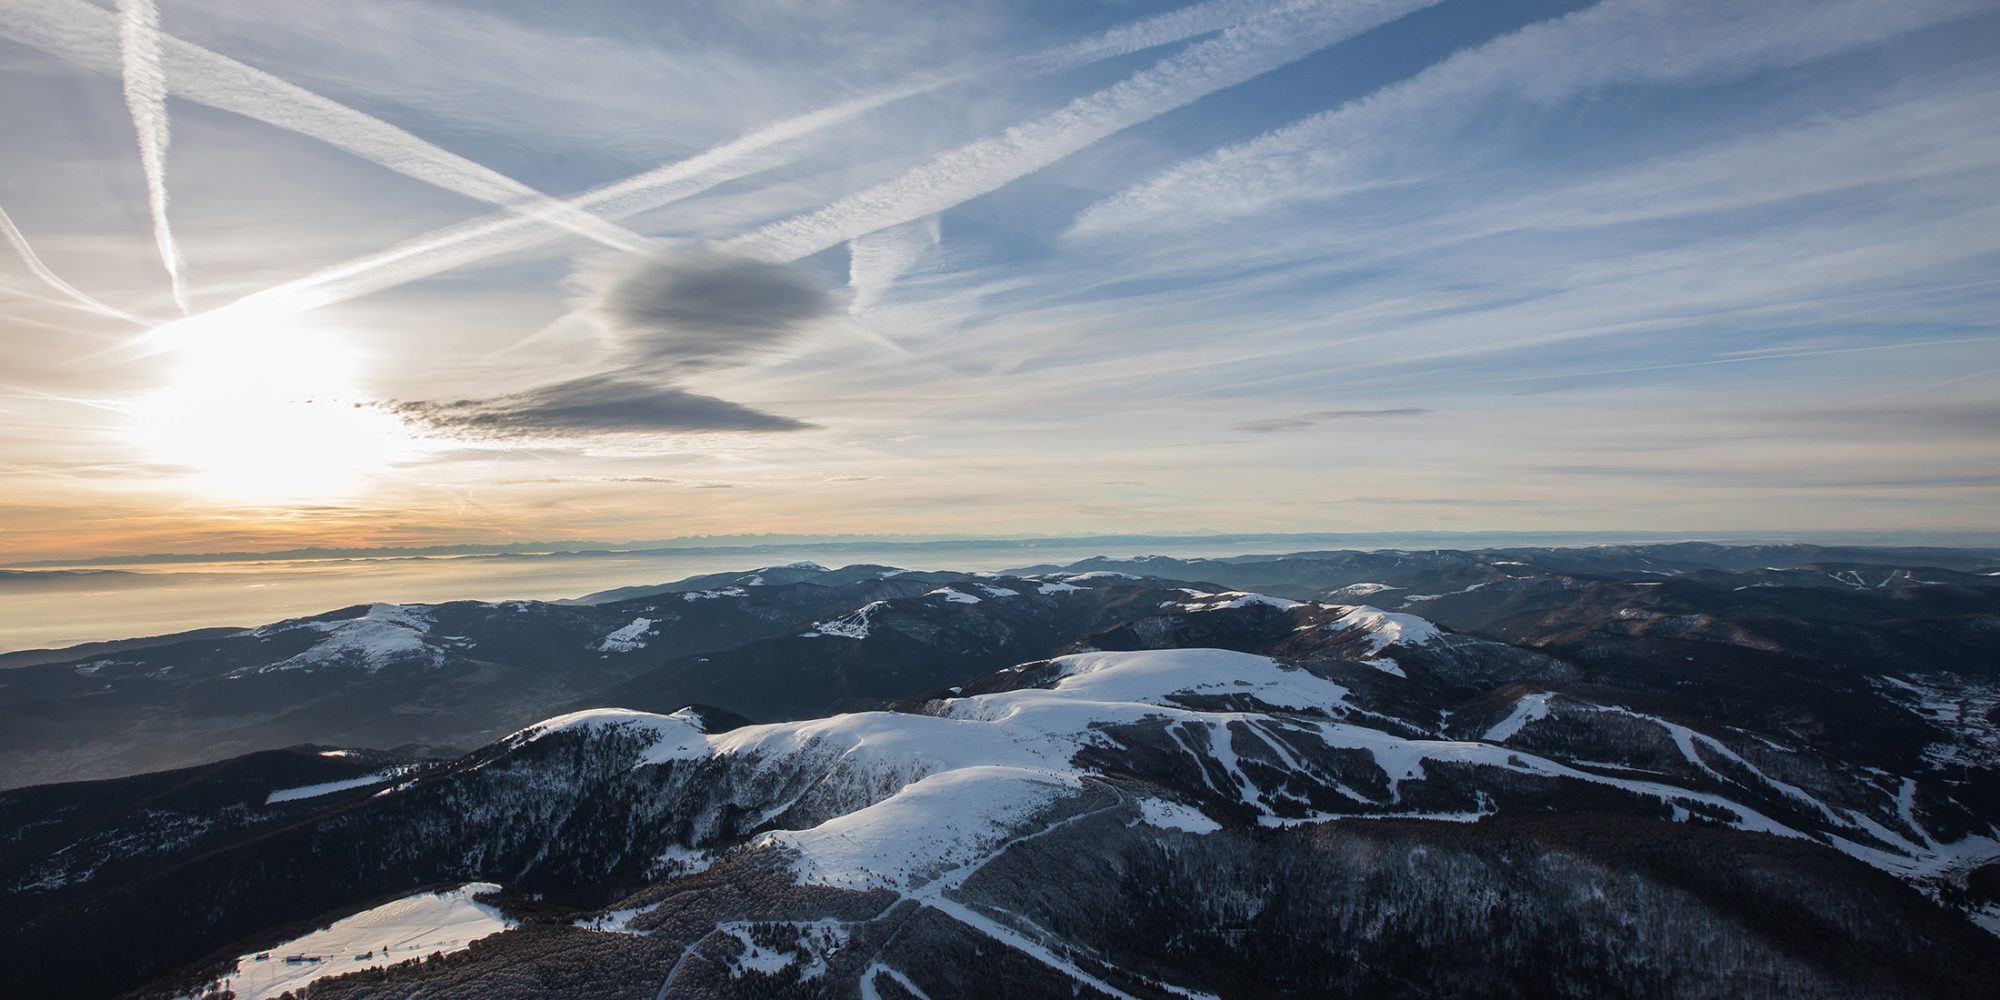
[127,313,417,502]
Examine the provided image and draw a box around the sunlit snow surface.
[239,603,443,673]
[191,883,512,1000]
[524,642,2000,906]
[265,770,403,805]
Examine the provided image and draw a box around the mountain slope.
[9,636,1999,998]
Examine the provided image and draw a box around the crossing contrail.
[726,0,1443,264]
[141,1,1279,333]
[1,0,651,255]
[114,0,188,313]
[0,202,146,325]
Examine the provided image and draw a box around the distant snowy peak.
[238,604,445,675]
[507,706,713,757]
[1321,605,1443,653]
[1174,590,1303,612]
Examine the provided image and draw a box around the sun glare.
[128,315,416,501]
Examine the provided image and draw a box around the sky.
[1,0,1997,563]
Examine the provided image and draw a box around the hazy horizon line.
[11,527,2000,569]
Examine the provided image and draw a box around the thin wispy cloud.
[1074,0,1988,235]
[149,0,1297,346]
[848,216,942,315]
[1235,408,1432,433]
[1029,0,1281,72]
[179,85,928,336]
[0,203,144,325]
[113,0,186,314]
[729,0,1444,263]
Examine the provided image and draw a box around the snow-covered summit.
[239,604,445,674]
[1322,605,1443,653]
[1175,591,1303,612]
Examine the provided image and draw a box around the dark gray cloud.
[576,244,838,370]
[392,244,837,444]
[393,372,814,439]
[1235,408,1433,433]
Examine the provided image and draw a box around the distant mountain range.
[3,543,1998,998]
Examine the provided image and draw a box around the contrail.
[1031,0,1287,72]
[849,216,942,314]
[0,202,146,324]
[1072,0,1989,235]
[726,0,1443,264]
[163,84,933,341]
[144,1,1276,333]
[114,0,187,313]
[1,0,650,254]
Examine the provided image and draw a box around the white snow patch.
[577,904,651,935]
[766,766,1077,891]
[1134,797,1221,835]
[1036,581,1083,594]
[1484,693,1554,742]
[597,617,657,652]
[717,918,850,980]
[682,586,748,601]
[977,584,1021,598]
[266,770,402,805]
[928,586,981,604]
[196,883,512,1000]
[649,842,714,879]
[1398,582,1493,605]
[862,962,933,1000]
[803,601,888,639]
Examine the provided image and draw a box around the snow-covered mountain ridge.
[8,542,2000,999]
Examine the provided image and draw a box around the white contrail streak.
[172,85,932,338]
[114,0,187,313]
[1,0,650,254]
[726,0,1441,264]
[1031,0,1285,72]
[1073,0,1989,235]
[0,202,146,324]
[848,215,942,314]
[146,1,1281,331]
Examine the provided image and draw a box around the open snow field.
[192,883,512,1000]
